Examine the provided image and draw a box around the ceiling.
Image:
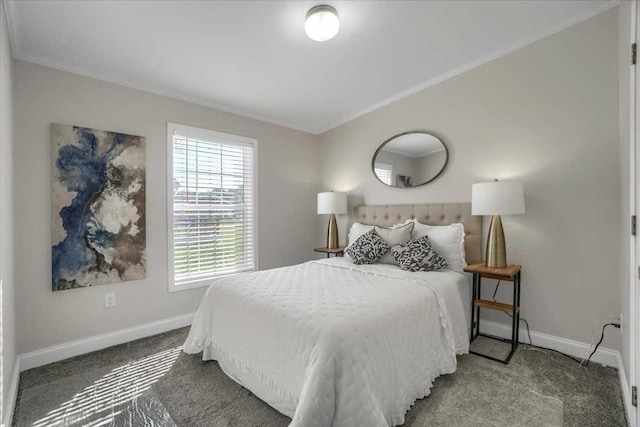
[382,133,444,158]
[5,0,617,134]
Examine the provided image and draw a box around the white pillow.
[405,219,466,273]
[347,223,375,248]
[374,222,414,264]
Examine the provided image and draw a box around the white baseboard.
[479,319,618,367]
[19,312,195,371]
[617,352,636,427]
[3,356,20,427]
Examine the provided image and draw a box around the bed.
[183,203,482,427]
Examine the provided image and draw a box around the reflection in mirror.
[372,132,448,188]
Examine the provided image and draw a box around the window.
[374,162,393,185]
[167,123,257,291]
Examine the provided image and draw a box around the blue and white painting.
[51,124,146,291]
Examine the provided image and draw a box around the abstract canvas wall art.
[51,124,146,291]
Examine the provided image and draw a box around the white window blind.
[374,163,392,185]
[168,124,256,290]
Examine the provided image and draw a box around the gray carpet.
[12,328,626,426]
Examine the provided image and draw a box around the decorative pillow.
[405,220,466,273]
[374,222,414,264]
[345,222,404,261]
[345,230,391,265]
[391,236,449,272]
[347,223,375,247]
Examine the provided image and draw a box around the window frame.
[374,162,393,186]
[166,122,258,292]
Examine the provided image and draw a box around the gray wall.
[375,150,417,186]
[415,150,447,184]
[618,0,633,394]
[0,1,15,420]
[319,9,621,350]
[13,60,320,354]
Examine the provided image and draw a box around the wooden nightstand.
[463,262,522,364]
[314,246,345,258]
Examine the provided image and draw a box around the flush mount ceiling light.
[305,5,340,42]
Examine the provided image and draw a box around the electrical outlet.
[104,293,116,308]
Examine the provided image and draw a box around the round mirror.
[372,132,448,188]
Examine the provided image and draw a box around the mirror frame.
[371,131,449,188]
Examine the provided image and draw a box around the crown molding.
[5,0,318,134]
[16,51,321,135]
[3,0,20,55]
[318,0,619,134]
[4,0,618,136]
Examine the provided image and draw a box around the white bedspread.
[183,258,469,427]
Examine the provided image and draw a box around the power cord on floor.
[582,317,622,365]
[490,281,582,365]
[581,323,620,367]
[492,280,532,345]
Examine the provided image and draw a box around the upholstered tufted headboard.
[352,204,482,265]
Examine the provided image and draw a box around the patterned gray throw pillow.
[391,236,449,272]
[345,230,391,265]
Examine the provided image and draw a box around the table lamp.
[472,180,525,268]
[317,192,347,249]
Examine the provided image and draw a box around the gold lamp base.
[326,213,340,249]
[486,215,507,268]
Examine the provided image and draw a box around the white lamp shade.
[472,181,525,215]
[317,192,347,215]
